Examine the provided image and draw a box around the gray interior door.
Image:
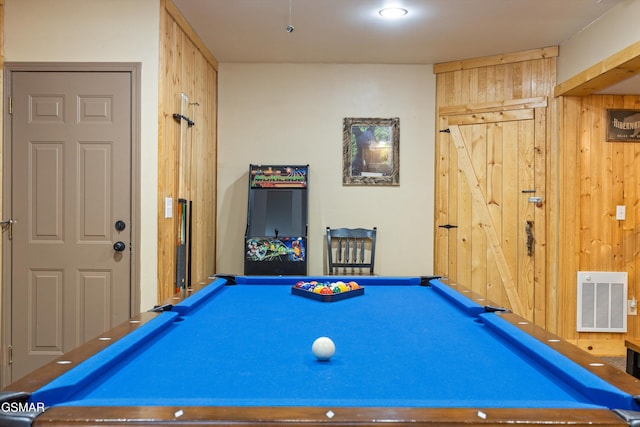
[9,71,132,381]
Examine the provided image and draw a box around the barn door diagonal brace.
[447,125,525,316]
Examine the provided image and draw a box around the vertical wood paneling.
[612,112,624,270]
[622,96,640,342]
[543,52,559,332]
[533,107,547,323]
[203,64,217,277]
[188,57,217,291]
[157,0,217,303]
[434,108,449,281]
[517,120,535,315]
[486,123,505,305]
[502,121,519,304]
[434,47,557,328]
[559,94,640,355]
[455,128,471,288]
[557,97,579,338]
[470,125,487,296]
[158,11,181,303]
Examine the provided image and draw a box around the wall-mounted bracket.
[172,113,195,127]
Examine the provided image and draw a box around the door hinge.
[8,96,12,115]
[8,345,12,365]
[439,224,458,229]
[1,219,17,240]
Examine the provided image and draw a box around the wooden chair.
[326,227,377,275]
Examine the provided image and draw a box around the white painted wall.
[4,0,160,310]
[217,63,436,276]
[557,0,640,82]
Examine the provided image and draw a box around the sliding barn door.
[436,98,547,324]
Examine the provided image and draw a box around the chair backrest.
[326,227,377,275]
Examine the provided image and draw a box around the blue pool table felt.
[30,276,639,411]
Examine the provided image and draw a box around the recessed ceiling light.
[379,7,408,18]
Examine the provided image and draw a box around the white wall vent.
[577,271,627,332]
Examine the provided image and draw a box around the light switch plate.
[165,197,173,218]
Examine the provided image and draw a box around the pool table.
[3,275,640,426]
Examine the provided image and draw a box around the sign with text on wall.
[607,109,640,142]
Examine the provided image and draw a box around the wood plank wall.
[436,46,640,356]
[559,94,640,355]
[434,47,559,330]
[157,0,217,303]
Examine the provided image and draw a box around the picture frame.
[606,109,640,142]
[343,117,400,186]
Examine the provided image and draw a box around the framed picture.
[343,117,399,186]
[606,109,640,142]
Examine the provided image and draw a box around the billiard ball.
[312,337,335,361]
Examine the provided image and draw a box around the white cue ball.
[312,337,335,361]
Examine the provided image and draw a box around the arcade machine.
[245,164,308,275]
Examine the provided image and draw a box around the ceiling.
[173,0,638,92]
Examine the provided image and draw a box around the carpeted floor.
[600,356,626,371]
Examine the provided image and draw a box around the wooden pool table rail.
[31,405,631,426]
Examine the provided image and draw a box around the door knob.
[113,241,126,252]
[115,220,126,231]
